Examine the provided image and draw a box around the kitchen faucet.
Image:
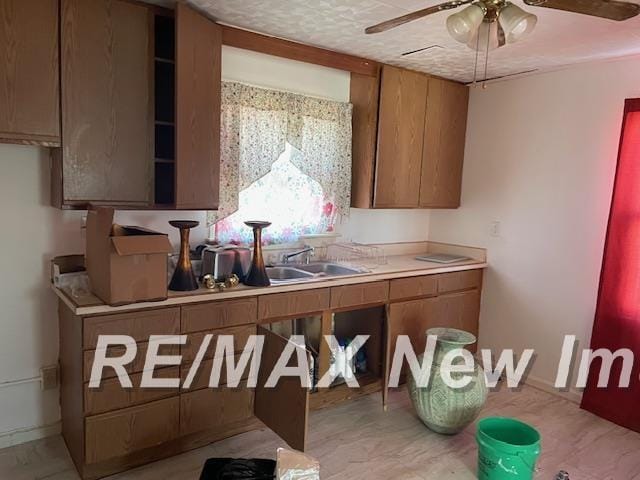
[281,246,315,264]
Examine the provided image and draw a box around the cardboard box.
[51,255,85,287]
[86,208,173,306]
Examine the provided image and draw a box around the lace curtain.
[207,81,353,227]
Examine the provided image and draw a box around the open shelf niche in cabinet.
[154,13,176,206]
[309,306,386,411]
[331,306,384,387]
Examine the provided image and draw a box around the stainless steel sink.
[295,262,364,276]
[266,266,315,283]
[266,262,366,284]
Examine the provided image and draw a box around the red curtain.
[581,99,640,432]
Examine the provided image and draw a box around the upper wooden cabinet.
[0,0,60,146]
[350,65,469,209]
[375,66,429,208]
[57,0,153,207]
[53,1,222,209]
[175,3,221,210]
[420,78,469,208]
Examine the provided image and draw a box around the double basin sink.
[266,262,367,284]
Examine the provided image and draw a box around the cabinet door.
[383,298,436,406]
[175,3,221,209]
[384,290,480,403]
[419,78,469,208]
[60,0,152,205]
[387,297,438,372]
[435,289,480,342]
[254,326,309,451]
[0,0,60,146]
[374,65,428,208]
[350,70,380,208]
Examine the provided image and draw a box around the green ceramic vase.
[407,327,488,435]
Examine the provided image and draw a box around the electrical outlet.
[41,365,59,390]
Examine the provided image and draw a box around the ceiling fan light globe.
[498,3,537,42]
[466,21,501,51]
[446,4,485,43]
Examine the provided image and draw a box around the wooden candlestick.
[168,220,199,291]
[244,221,271,287]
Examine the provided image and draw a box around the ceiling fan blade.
[524,0,640,20]
[365,0,474,34]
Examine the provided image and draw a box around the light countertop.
[54,252,487,317]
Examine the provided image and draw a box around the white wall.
[428,56,640,398]
[0,146,84,445]
[0,46,431,446]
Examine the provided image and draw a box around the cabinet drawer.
[182,324,255,364]
[437,269,482,293]
[84,367,179,416]
[83,308,180,350]
[182,298,257,333]
[389,275,438,301]
[85,396,179,464]
[181,353,251,391]
[258,289,330,320]
[180,384,254,436]
[330,281,389,309]
[83,341,179,383]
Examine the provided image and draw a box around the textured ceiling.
[183,0,640,83]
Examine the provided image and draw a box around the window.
[215,144,336,245]
[208,81,352,246]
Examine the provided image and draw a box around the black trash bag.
[200,458,276,480]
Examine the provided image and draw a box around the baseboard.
[0,421,61,450]
[524,375,583,404]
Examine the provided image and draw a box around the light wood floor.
[2,385,640,479]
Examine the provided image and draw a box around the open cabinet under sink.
[254,307,386,451]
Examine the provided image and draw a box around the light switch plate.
[490,221,501,237]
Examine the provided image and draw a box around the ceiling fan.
[365,0,640,50]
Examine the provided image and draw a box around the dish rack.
[325,242,387,269]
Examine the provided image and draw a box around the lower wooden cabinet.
[180,384,254,436]
[437,290,481,337]
[84,367,179,416]
[181,323,255,363]
[387,297,439,360]
[59,268,483,478]
[330,281,389,309]
[258,288,330,321]
[180,353,251,391]
[386,289,480,358]
[85,397,180,464]
[384,275,482,401]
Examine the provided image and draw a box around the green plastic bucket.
[476,417,541,480]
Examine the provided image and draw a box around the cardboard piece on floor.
[276,448,320,480]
